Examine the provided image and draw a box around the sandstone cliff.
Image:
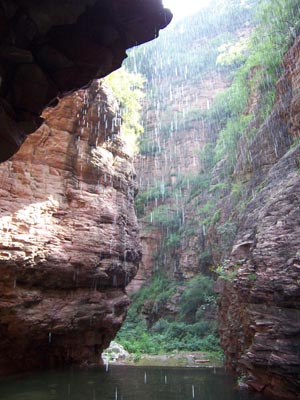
[0,80,141,374]
[217,36,300,399]
[133,70,229,287]
[128,6,300,397]
[0,0,172,162]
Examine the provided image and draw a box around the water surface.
[0,366,269,400]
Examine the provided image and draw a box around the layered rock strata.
[0,0,172,162]
[132,71,229,287]
[217,36,300,399]
[0,80,141,375]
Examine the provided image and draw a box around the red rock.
[0,0,172,162]
[218,36,300,400]
[0,80,141,375]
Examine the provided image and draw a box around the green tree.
[103,68,145,154]
[180,274,215,323]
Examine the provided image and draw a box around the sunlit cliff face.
[0,81,141,374]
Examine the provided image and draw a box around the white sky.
[163,0,212,20]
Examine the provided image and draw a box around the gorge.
[0,1,300,400]
[118,1,300,398]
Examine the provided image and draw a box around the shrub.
[179,274,215,323]
[116,273,221,355]
[146,204,182,229]
[165,232,181,248]
[196,201,214,216]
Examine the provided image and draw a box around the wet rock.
[0,0,172,162]
[0,80,141,375]
[102,341,129,363]
[218,36,300,400]
[132,71,229,288]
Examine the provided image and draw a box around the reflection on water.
[0,366,269,400]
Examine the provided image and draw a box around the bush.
[116,273,221,355]
[165,232,181,248]
[188,173,210,200]
[196,201,214,216]
[135,185,171,217]
[179,274,216,323]
[146,204,182,229]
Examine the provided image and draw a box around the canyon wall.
[0,81,141,374]
[0,0,171,162]
[130,8,300,397]
[133,71,229,288]
[217,36,300,400]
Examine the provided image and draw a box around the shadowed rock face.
[217,36,300,400]
[0,81,141,374]
[0,0,172,162]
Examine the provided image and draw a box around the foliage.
[103,68,145,154]
[216,221,238,254]
[135,185,170,217]
[116,273,221,355]
[247,0,300,122]
[179,274,216,323]
[216,37,249,69]
[289,137,300,150]
[254,0,300,54]
[209,182,229,193]
[196,201,214,216]
[117,0,300,358]
[197,0,300,177]
[199,249,213,270]
[165,232,181,248]
[125,0,255,83]
[230,181,246,204]
[130,274,178,310]
[247,272,257,282]
[213,264,238,282]
[188,173,211,200]
[198,143,216,171]
[211,209,222,225]
[146,204,182,229]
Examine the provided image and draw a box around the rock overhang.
[0,0,172,162]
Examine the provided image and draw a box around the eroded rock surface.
[0,0,172,162]
[0,81,141,375]
[217,37,300,399]
[132,71,229,287]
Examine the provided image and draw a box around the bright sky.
[163,0,212,20]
